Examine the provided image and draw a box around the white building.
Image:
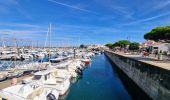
[153,43,170,53]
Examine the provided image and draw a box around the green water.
[65,54,132,100]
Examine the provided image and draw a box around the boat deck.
[0,75,32,89]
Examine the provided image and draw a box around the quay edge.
[105,50,170,100]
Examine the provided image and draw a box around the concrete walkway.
[115,52,170,71]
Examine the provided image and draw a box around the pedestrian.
[155,50,158,58]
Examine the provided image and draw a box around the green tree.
[105,43,113,49]
[144,26,170,42]
[113,40,130,48]
[129,42,140,51]
[80,44,86,48]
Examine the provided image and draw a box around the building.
[153,43,170,53]
[142,40,170,53]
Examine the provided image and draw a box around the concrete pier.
[105,50,170,100]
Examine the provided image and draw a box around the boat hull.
[59,79,70,96]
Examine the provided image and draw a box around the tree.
[129,42,140,51]
[144,26,170,42]
[80,44,86,48]
[105,40,130,49]
[113,40,130,48]
[105,43,114,49]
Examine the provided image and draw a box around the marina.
[1,0,170,100]
[0,51,134,100]
[0,23,169,100]
[0,47,105,100]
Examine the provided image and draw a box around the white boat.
[50,56,68,63]
[20,54,33,59]
[49,62,77,78]
[67,68,78,78]
[22,69,70,96]
[53,59,85,77]
[52,61,80,78]
[0,81,59,100]
[36,52,46,58]
[94,51,101,55]
[51,65,72,79]
[0,72,8,82]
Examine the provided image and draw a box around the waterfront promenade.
[113,51,170,70]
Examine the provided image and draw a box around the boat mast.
[1,36,5,48]
[31,40,33,52]
[0,36,4,55]
[78,35,80,48]
[37,40,39,48]
[44,27,49,49]
[49,23,52,60]
[13,33,17,67]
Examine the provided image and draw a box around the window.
[45,75,47,80]
[33,75,41,80]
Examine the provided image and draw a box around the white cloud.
[48,0,98,14]
[94,0,134,19]
[152,0,170,10]
[121,12,170,26]
[140,0,170,16]
[0,23,41,28]
[0,29,47,39]
[110,6,134,19]
[0,0,31,19]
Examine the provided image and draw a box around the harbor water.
[65,54,132,100]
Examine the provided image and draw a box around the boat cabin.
[33,70,56,85]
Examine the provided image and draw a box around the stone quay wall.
[105,50,170,100]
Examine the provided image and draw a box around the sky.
[0,0,170,46]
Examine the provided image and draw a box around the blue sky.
[0,0,170,46]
